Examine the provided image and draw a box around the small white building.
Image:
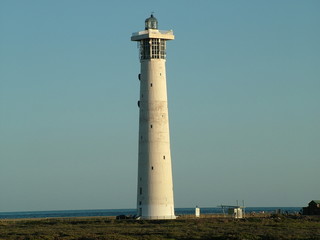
[228,207,243,219]
[220,204,245,219]
[195,207,200,218]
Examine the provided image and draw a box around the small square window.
[163,156,166,159]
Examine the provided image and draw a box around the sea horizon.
[0,207,302,219]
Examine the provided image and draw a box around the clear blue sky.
[1,0,319,212]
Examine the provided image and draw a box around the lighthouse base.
[137,205,176,220]
[137,215,176,220]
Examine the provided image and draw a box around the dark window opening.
[151,166,154,170]
[138,73,141,80]
[140,187,142,195]
[150,83,153,87]
[150,125,153,128]
[139,39,166,60]
[163,156,166,159]
[139,201,142,205]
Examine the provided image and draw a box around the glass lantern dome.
[145,14,158,30]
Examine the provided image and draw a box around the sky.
[0,0,319,212]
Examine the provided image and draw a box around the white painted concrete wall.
[137,59,175,219]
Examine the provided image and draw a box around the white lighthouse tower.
[131,15,176,220]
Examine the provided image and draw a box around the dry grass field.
[1,215,320,240]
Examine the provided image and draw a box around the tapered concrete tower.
[131,15,175,220]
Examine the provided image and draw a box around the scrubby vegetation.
[0,215,320,240]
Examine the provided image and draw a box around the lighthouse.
[131,15,176,220]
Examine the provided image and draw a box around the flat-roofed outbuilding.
[302,200,320,215]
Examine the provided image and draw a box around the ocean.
[0,207,301,219]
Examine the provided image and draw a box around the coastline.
[0,207,301,220]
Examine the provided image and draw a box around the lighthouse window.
[151,166,154,170]
[139,201,142,205]
[150,125,153,128]
[140,187,142,195]
[151,39,159,59]
[150,83,153,87]
[140,39,150,59]
[163,155,166,160]
[140,39,165,59]
[160,39,166,58]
